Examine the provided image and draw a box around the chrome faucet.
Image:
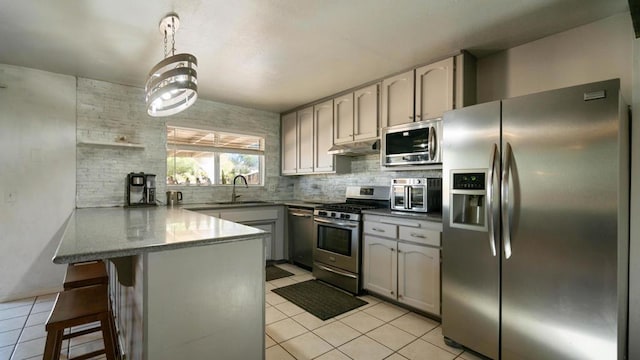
[231,175,248,202]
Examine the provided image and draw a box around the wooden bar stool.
[63,261,108,290]
[43,284,117,360]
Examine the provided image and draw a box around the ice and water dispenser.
[450,171,487,231]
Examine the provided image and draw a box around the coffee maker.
[127,172,157,206]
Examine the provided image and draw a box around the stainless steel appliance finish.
[313,186,390,294]
[381,118,442,166]
[288,207,314,270]
[391,178,442,213]
[442,79,629,360]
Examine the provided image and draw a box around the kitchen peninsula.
[53,207,267,360]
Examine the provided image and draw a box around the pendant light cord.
[162,17,177,59]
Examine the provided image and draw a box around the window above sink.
[166,125,265,187]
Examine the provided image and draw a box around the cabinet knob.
[398,294,403,299]
[391,291,394,295]
[390,248,395,252]
[416,114,421,118]
[398,249,402,253]
[408,115,414,119]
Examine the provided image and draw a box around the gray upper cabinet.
[313,99,334,172]
[381,53,476,129]
[283,52,476,175]
[381,70,415,128]
[334,83,379,145]
[415,57,454,122]
[334,93,354,145]
[297,106,314,173]
[281,103,348,176]
[281,112,297,175]
[353,83,379,141]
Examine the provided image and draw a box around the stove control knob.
[341,214,350,219]
[331,212,337,217]
[318,211,327,216]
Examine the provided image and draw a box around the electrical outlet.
[268,183,277,192]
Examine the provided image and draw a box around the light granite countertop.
[53,207,266,264]
[182,200,329,211]
[362,208,443,223]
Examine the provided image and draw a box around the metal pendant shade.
[145,14,198,117]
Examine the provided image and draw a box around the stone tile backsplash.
[75,77,440,207]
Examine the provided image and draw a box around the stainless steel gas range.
[313,186,390,294]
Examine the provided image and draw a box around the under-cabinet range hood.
[327,139,379,156]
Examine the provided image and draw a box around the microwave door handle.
[405,186,411,209]
[429,126,437,160]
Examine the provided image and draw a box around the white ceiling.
[0,0,630,113]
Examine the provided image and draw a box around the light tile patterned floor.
[266,263,486,360]
[0,293,107,360]
[1,263,487,360]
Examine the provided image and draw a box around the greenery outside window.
[167,125,265,186]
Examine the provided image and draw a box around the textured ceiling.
[0,0,630,112]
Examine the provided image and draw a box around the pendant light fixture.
[145,13,198,117]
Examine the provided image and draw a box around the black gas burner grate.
[316,203,379,214]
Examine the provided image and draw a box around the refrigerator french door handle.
[487,143,499,257]
[502,142,513,259]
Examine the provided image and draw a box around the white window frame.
[166,125,266,187]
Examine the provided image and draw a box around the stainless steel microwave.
[391,178,442,213]
[381,119,442,166]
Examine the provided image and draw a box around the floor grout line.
[9,297,36,360]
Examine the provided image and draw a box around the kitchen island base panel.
[110,236,266,360]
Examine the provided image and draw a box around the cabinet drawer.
[363,221,397,238]
[398,227,440,246]
[220,208,279,222]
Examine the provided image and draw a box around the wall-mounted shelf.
[77,140,145,149]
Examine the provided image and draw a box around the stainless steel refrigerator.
[442,79,629,360]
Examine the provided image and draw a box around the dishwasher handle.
[289,212,312,218]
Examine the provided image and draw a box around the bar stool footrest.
[62,326,102,340]
[71,349,106,360]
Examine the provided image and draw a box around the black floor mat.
[266,265,294,281]
[272,280,367,320]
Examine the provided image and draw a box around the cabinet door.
[381,70,415,128]
[281,112,298,175]
[314,99,335,172]
[354,84,379,141]
[415,57,454,121]
[397,242,440,315]
[334,93,354,144]
[363,235,397,298]
[246,223,274,261]
[297,106,314,173]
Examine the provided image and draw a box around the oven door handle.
[314,218,359,228]
[314,263,358,279]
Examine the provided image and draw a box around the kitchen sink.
[206,201,271,205]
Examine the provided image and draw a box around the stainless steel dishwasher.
[287,206,314,270]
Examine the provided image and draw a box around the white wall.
[0,64,76,301]
[477,13,632,103]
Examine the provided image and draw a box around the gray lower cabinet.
[363,214,442,315]
[197,206,286,261]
